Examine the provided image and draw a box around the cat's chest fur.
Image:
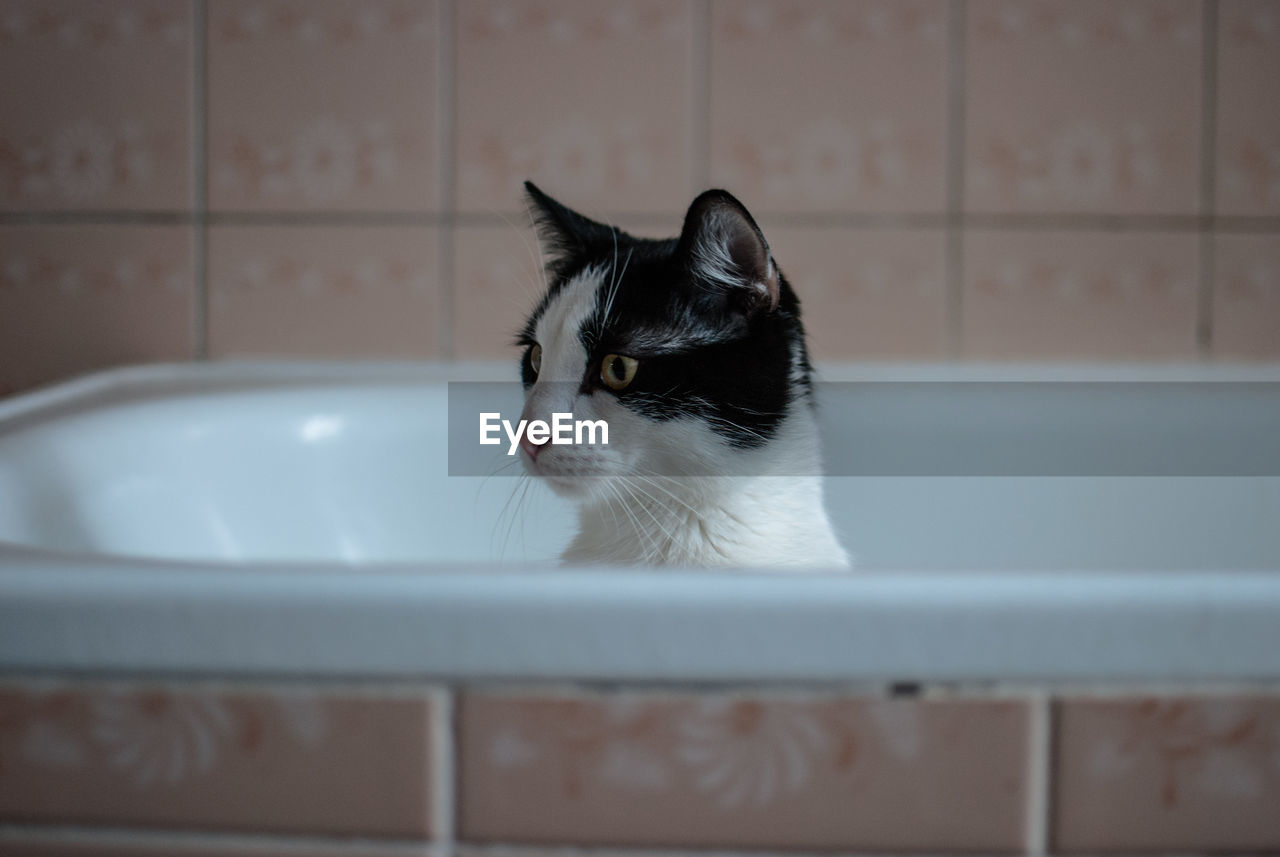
[516,182,851,570]
[564,474,849,568]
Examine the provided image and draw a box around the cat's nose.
[520,432,547,461]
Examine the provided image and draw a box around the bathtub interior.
[0,366,1277,570]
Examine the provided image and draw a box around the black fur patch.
[519,182,814,449]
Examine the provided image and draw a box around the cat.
[515,182,850,569]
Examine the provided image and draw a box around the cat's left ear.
[676,190,780,316]
[524,181,615,275]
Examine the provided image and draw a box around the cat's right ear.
[524,181,614,275]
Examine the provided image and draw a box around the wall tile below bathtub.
[0,831,437,856]
[0,225,194,395]
[762,226,948,359]
[0,682,435,838]
[1213,233,1280,358]
[1053,696,1280,853]
[457,690,1032,851]
[0,0,194,212]
[206,0,437,212]
[206,225,439,358]
[962,230,1199,358]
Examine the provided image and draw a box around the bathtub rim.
[2,360,1279,684]
[2,557,1280,683]
[7,357,1280,419]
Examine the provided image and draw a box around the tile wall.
[2,0,1278,395]
[4,682,1280,853]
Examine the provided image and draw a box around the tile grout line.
[437,0,458,362]
[690,0,711,192]
[0,823,433,854]
[9,673,1280,698]
[1198,0,1219,358]
[944,0,967,359]
[4,209,1280,231]
[192,0,209,361]
[1025,692,1053,856]
[430,685,456,852]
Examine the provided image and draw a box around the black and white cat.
[516,182,850,569]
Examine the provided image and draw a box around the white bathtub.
[1,361,1278,683]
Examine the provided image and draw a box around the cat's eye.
[529,344,542,375]
[601,354,639,391]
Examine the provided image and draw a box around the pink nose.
[520,432,547,461]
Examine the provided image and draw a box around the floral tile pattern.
[206,0,437,211]
[457,691,1031,850]
[1054,696,1280,852]
[966,0,1201,215]
[962,230,1199,358]
[1217,0,1280,216]
[709,0,948,214]
[0,0,193,211]
[764,225,948,358]
[207,225,439,358]
[455,0,693,215]
[1213,233,1280,358]
[0,681,434,837]
[0,225,194,394]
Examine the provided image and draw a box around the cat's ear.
[676,190,780,315]
[524,181,614,273]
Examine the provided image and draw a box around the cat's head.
[515,182,813,497]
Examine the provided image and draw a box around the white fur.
[522,265,850,570]
[690,209,777,308]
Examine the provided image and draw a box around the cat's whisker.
[519,205,552,295]
[491,471,531,560]
[618,477,683,560]
[603,479,655,563]
[500,475,533,563]
[598,232,631,338]
[609,480,661,564]
[494,208,549,302]
[631,473,702,518]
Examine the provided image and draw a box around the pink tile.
[764,226,948,359]
[1216,0,1280,215]
[1213,233,1280,358]
[207,225,439,358]
[962,230,1199,358]
[0,682,434,838]
[453,223,564,360]
[1054,696,1280,852]
[0,225,194,394]
[206,1,436,212]
[710,1,948,215]
[966,0,1201,215]
[455,0,693,216]
[458,691,1031,851]
[0,0,193,211]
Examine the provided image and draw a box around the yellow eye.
[529,343,542,375]
[601,354,638,391]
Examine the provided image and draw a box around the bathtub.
[1,359,1278,684]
